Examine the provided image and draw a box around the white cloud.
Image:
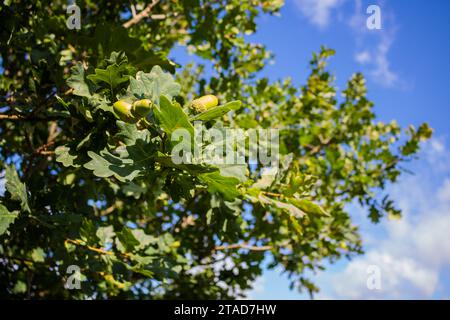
[294,0,401,88]
[430,139,445,153]
[355,50,371,64]
[323,209,450,299]
[369,32,398,87]
[316,138,450,299]
[243,140,450,300]
[329,251,438,299]
[294,0,344,28]
[423,137,450,172]
[350,1,400,87]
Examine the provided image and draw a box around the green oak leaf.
[252,167,278,189]
[5,165,30,213]
[84,124,156,182]
[92,24,176,73]
[77,101,94,122]
[79,218,100,245]
[103,273,132,290]
[290,198,329,216]
[96,226,115,246]
[123,182,147,199]
[0,204,19,236]
[84,150,141,182]
[131,229,157,250]
[31,247,46,263]
[12,281,27,294]
[255,194,305,236]
[88,93,112,113]
[87,63,129,91]
[116,228,140,253]
[190,101,242,121]
[154,95,194,136]
[216,164,248,182]
[105,51,128,65]
[114,121,151,145]
[55,145,80,167]
[129,66,181,103]
[256,194,305,219]
[155,152,216,174]
[198,171,240,201]
[67,62,91,98]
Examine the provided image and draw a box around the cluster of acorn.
[112,94,219,124]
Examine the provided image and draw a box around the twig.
[34,140,56,155]
[38,151,55,156]
[130,2,137,17]
[65,238,129,258]
[0,114,20,120]
[0,114,64,122]
[305,144,321,154]
[99,202,121,216]
[123,0,159,28]
[261,191,283,198]
[214,243,272,251]
[150,14,166,20]
[64,88,74,95]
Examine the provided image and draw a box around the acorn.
[113,100,136,123]
[131,99,153,118]
[190,95,219,113]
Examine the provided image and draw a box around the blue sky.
[173,0,450,299]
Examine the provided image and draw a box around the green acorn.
[113,100,136,123]
[131,99,153,118]
[190,95,219,113]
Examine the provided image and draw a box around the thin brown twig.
[99,202,121,216]
[34,140,56,155]
[38,151,55,156]
[64,88,74,95]
[0,114,21,120]
[122,0,159,28]
[0,114,64,122]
